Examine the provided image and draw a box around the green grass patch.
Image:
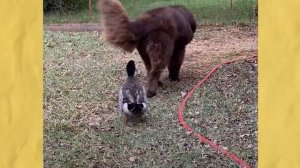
[184,60,258,167]
[44,10,100,24]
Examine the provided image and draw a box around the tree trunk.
[88,0,92,17]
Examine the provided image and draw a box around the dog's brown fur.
[98,0,196,97]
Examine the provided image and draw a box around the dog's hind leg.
[168,45,186,81]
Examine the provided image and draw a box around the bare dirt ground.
[44,23,102,32]
[44,23,257,58]
[183,25,257,82]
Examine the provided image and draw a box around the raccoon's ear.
[137,87,147,104]
[136,94,142,104]
[142,86,147,102]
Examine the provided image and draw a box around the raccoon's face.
[122,102,146,118]
[128,103,145,113]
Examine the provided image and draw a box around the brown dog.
[98,0,196,98]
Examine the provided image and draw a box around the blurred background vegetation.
[44,0,257,25]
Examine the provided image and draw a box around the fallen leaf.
[181,91,187,98]
[129,156,136,162]
[186,131,192,136]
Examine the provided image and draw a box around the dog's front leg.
[137,46,152,76]
[145,33,173,97]
[147,62,164,98]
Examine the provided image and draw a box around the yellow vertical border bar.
[0,0,43,168]
[259,0,300,167]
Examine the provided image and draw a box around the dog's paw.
[147,91,157,98]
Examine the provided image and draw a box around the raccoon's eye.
[137,103,144,109]
[127,103,136,111]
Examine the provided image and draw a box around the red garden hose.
[178,56,257,168]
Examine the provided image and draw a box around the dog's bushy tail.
[98,0,136,52]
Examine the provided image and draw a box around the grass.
[184,60,258,167]
[44,26,257,167]
[44,10,99,24]
[44,0,257,25]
